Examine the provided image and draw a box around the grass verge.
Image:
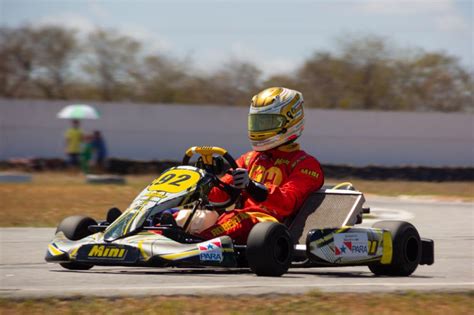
[0,172,472,227]
[1,291,473,315]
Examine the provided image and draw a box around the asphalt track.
[1,196,473,298]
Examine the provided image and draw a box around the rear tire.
[246,222,292,277]
[369,220,421,276]
[56,215,97,241]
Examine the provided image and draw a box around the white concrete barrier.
[0,99,472,167]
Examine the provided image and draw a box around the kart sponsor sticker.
[75,244,139,264]
[274,158,290,166]
[300,168,320,179]
[88,245,127,259]
[333,233,368,257]
[210,212,250,237]
[198,240,223,262]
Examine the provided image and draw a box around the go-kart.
[45,146,434,277]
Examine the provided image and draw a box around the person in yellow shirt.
[65,120,83,167]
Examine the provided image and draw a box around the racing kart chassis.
[46,146,434,277]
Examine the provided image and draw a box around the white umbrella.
[57,104,101,119]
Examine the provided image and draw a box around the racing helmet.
[248,87,304,151]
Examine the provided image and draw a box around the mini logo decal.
[88,245,127,259]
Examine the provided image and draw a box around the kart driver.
[196,87,324,244]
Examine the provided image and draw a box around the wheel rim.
[274,236,290,264]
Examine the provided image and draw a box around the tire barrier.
[85,174,126,185]
[322,164,474,182]
[1,158,472,181]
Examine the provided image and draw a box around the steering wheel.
[182,146,241,210]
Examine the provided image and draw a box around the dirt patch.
[1,291,473,315]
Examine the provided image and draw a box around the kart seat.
[285,184,366,244]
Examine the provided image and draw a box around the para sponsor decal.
[198,240,223,262]
[88,245,127,259]
[333,233,368,257]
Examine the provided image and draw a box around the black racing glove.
[232,168,268,202]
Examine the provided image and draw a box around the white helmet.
[248,87,305,151]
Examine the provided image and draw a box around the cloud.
[435,12,470,32]
[36,13,97,34]
[119,26,172,53]
[34,13,171,53]
[356,0,453,15]
[197,42,299,78]
[87,0,109,20]
[228,42,299,76]
[355,0,470,33]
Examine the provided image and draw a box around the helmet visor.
[248,114,287,132]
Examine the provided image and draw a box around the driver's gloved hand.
[232,168,250,189]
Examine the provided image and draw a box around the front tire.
[246,222,293,277]
[369,220,421,276]
[56,215,97,271]
[60,262,93,270]
[56,215,97,241]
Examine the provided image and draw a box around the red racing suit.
[198,143,324,243]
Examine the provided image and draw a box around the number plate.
[149,169,201,194]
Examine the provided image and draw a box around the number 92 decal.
[148,169,201,194]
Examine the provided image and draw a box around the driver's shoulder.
[289,149,322,170]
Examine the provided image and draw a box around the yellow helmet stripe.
[252,87,284,107]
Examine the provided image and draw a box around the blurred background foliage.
[1,25,472,112]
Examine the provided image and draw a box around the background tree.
[83,29,142,101]
[0,26,37,97]
[395,53,473,112]
[32,26,78,99]
[296,52,354,109]
[209,60,262,105]
[338,36,398,110]
[135,55,190,103]
[1,25,471,112]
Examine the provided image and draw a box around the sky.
[1,0,473,77]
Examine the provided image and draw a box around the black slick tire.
[369,220,421,276]
[59,262,93,270]
[56,215,97,241]
[56,215,97,271]
[106,207,122,224]
[246,222,293,277]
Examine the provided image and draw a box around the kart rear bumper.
[420,238,434,265]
